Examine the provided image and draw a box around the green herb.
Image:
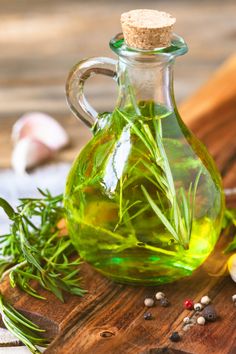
[222,208,236,253]
[0,293,48,353]
[0,189,86,353]
[116,109,201,249]
[0,190,85,302]
[222,208,236,229]
[224,236,236,253]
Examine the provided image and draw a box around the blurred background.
[0,0,236,168]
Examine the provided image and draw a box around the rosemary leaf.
[0,198,16,219]
[117,106,202,249]
[0,190,85,301]
[223,208,236,253]
[141,185,179,241]
[0,190,87,352]
[224,236,236,253]
[0,293,48,353]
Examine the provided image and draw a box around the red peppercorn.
[184,299,194,310]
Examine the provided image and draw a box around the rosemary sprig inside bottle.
[116,108,202,250]
[0,189,85,353]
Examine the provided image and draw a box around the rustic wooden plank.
[180,54,236,126]
[180,55,236,185]
[45,233,235,354]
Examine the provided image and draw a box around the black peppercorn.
[202,305,217,322]
[144,312,152,320]
[160,297,169,307]
[169,331,181,342]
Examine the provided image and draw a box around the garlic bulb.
[11,112,69,173]
[12,112,69,150]
[11,137,53,174]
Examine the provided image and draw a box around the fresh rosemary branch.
[0,293,48,353]
[0,189,86,353]
[0,189,85,301]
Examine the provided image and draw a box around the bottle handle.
[66,57,117,128]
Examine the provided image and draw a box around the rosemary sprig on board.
[0,190,85,301]
[0,190,86,353]
[0,293,48,354]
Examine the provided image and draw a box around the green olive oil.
[64,102,224,285]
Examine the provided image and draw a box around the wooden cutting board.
[2,55,236,354]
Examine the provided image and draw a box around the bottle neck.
[116,56,175,112]
[110,32,188,115]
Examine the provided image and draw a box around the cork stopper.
[121,9,176,50]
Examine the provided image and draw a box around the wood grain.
[0,55,235,354]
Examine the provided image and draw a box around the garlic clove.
[228,254,236,283]
[12,112,69,150]
[11,137,53,174]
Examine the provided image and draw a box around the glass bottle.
[64,33,224,285]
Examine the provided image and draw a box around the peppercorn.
[183,324,191,332]
[197,316,206,325]
[155,291,165,300]
[183,316,190,324]
[194,303,203,311]
[169,331,181,342]
[201,295,211,305]
[184,299,194,310]
[143,312,152,320]
[144,298,154,307]
[202,305,217,322]
[160,297,169,307]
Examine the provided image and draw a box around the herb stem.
[0,261,27,283]
[0,190,86,353]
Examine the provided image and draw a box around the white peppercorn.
[144,298,154,307]
[197,316,206,325]
[200,295,211,305]
[155,292,165,300]
[183,316,190,324]
[194,303,203,311]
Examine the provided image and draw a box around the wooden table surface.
[0,1,236,354]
